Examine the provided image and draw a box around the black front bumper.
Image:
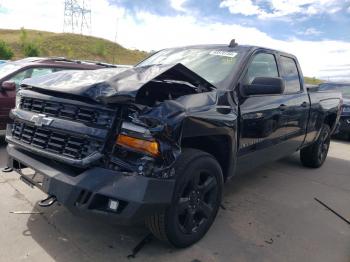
[7,144,175,225]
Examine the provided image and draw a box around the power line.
[63,0,91,35]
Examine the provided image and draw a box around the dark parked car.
[6,42,342,247]
[318,82,350,139]
[0,57,117,136]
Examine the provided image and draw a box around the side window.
[280,56,301,93]
[244,53,278,84]
[31,68,54,78]
[8,69,32,88]
[8,67,55,89]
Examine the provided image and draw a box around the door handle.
[279,104,287,111]
[301,101,308,108]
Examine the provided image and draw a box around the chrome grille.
[20,97,114,127]
[12,122,102,159]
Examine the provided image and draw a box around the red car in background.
[0,57,116,136]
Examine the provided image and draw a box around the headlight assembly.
[116,122,159,157]
[15,94,21,109]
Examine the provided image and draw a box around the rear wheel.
[146,148,223,248]
[300,124,331,168]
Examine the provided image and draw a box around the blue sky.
[113,0,350,42]
[0,0,350,80]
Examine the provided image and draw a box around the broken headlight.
[116,134,160,157]
[115,122,160,157]
[111,121,175,179]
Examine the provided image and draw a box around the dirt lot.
[0,138,349,262]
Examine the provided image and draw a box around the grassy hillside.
[304,76,323,85]
[0,29,148,65]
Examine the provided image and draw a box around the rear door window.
[280,56,301,93]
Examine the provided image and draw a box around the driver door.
[237,51,290,173]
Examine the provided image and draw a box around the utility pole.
[112,17,119,64]
[80,0,91,35]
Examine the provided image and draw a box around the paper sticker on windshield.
[209,50,237,58]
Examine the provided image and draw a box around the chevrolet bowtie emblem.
[30,114,54,127]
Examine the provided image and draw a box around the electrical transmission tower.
[63,0,91,35]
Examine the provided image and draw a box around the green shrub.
[0,40,14,59]
[95,42,106,56]
[23,42,40,57]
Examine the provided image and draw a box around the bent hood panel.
[21,64,215,104]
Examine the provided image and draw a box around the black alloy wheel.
[146,148,223,248]
[300,124,331,168]
[176,170,218,235]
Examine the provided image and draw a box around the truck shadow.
[24,154,350,262]
[332,137,350,144]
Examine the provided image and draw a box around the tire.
[146,148,223,248]
[300,124,331,168]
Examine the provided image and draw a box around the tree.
[23,42,40,57]
[0,40,14,59]
[19,27,41,57]
[20,27,28,48]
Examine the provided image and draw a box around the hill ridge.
[0,28,148,65]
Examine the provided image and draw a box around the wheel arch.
[324,113,338,132]
[181,134,236,181]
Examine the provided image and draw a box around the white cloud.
[220,0,346,18]
[0,0,64,33]
[220,0,263,16]
[300,27,322,35]
[0,0,350,80]
[170,0,188,12]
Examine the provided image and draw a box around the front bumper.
[7,144,175,225]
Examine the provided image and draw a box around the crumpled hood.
[21,63,215,104]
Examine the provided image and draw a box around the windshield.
[0,63,22,79]
[319,83,350,98]
[137,48,242,86]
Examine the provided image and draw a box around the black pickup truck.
[6,42,342,247]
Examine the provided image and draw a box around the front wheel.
[300,124,331,168]
[146,148,223,248]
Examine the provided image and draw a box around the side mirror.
[244,77,284,96]
[1,81,16,91]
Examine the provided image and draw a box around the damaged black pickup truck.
[6,43,342,247]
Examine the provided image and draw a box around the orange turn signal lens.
[116,134,160,157]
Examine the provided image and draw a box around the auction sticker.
[209,50,237,58]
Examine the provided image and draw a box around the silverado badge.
[30,114,54,127]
